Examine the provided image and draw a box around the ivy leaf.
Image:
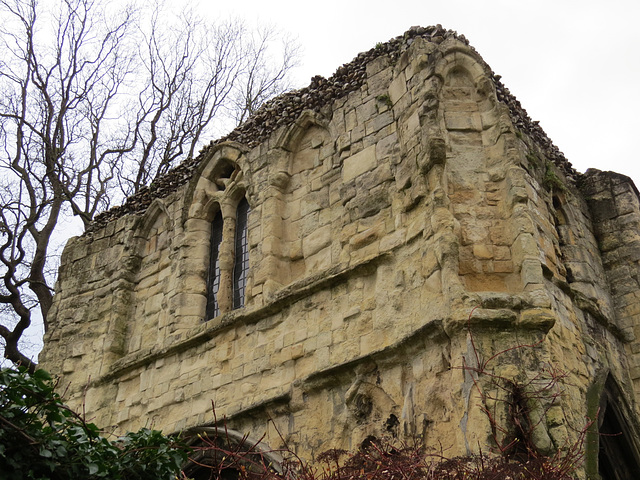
[39,447,53,458]
[1,367,188,479]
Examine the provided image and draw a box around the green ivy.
[376,94,393,109]
[0,367,188,479]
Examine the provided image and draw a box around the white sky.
[200,0,640,187]
[11,0,638,366]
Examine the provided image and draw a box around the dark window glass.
[233,198,250,309]
[206,211,223,319]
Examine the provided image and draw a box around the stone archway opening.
[598,376,640,480]
[182,427,284,480]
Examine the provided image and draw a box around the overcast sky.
[14,0,639,365]
[200,0,640,187]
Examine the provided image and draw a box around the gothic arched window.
[206,197,250,320]
[597,376,640,480]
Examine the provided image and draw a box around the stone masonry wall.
[40,29,640,474]
[579,171,640,385]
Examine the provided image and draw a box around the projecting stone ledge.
[41,27,640,478]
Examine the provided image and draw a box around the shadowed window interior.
[183,428,282,480]
[598,376,640,480]
[206,197,250,319]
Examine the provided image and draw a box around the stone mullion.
[218,200,237,314]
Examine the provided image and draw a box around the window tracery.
[204,194,250,319]
[184,146,252,321]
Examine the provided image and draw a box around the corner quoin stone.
[40,25,640,477]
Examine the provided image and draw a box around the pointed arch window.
[597,376,640,479]
[206,197,250,320]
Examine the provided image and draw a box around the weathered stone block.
[365,111,394,136]
[388,71,407,105]
[302,225,332,258]
[346,186,390,220]
[342,145,377,182]
[38,32,640,476]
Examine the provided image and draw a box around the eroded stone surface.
[41,27,640,477]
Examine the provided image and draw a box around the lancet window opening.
[597,376,640,479]
[205,196,250,320]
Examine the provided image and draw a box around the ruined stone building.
[40,26,640,478]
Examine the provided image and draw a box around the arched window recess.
[184,147,252,321]
[205,194,251,320]
[206,209,224,319]
[596,375,640,480]
[183,427,283,480]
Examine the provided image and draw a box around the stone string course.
[41,26,640,477]
[88,25,574,234]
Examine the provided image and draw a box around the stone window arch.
[597,375,640,480]
[183,427,283,480]
[205,192,251,320]
[184,143,252,322]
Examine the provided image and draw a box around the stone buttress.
[40,27,640,477]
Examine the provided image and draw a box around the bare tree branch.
[0,0,299,367]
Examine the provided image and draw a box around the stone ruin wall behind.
[40,34,640,461]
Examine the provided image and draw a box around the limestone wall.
[41,29,640,471]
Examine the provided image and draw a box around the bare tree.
[231,25,300,125]
[0,0,299,370]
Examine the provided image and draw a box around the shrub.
[0,367,188,479]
